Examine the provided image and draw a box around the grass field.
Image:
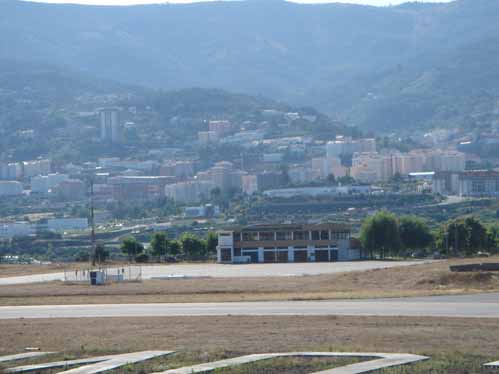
[1,257,498,306]
[1,316,498,373]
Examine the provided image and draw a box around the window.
[293,231,309,240]
[311,231,320,240]
[233,232,241,242]
[259,232,275,241]
[234,248,242,256]
[320,230,329,240]
[242,231,257,241]
[220,248,232,262]
[276,231,292,240]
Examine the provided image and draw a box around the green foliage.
[179,233,208,261]
[150,232,169,261]
[360,211,401,259]
[120,236,145,262]
[399,215,433,251]
[206,232,218,256]
[437,216,494,256]
[93,243,109,264]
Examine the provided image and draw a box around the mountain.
[1,0,499,131]
[0,60,351,162]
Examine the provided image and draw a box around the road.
[0,261,430,285]
[0,293,498,319]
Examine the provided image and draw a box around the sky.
[26,0,454,7]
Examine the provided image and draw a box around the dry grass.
[1,257,499,306]
[1,316,498,357]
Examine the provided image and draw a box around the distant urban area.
[1,88,499,264]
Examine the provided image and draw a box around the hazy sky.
[26,0,454,7]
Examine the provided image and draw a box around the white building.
[165,180,216,204]
[242,175,258,195]
[311,157,347,180]
[217,223,360,264]
[351,153,393,182]
[23,159,51,178]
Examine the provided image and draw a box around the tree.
[360,211,401,259]
[399,216,433,253]
[326,174,336,185]
[168,240,182,258]
[150,232,169,262]
[94,243,109,264]
[438,217,491,256]
[121,236,144,262]
[206,232,218,257]
[180,233,207,261]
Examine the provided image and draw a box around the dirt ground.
[1,316,498,357]
[1,257,499,305]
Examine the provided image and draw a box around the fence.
[64,266,142,284]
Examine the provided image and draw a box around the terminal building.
[217,223,362,264]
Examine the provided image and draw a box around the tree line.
[360,211,499,258]
[120,231,218,263]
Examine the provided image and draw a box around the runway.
[1,293,498,319]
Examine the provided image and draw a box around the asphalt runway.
[0,261,429,285]
[1,293,498,319]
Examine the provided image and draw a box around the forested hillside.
[1,0,499,131]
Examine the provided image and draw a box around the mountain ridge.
[2,0,499,131]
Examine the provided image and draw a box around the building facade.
[99,108,123,143]
[433,171,499,197]
[217,223,361,264]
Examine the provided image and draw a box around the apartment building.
[108,176,175,201]
[434,171,499,197]
[217,223,361,264]
[165,180,216,204]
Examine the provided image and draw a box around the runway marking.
[5,351,174,374]
[152,352,429,374]
[0,352,54,364]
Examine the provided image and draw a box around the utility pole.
[88,175,96,267]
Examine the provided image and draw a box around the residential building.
[0,181,23,197]
[0,163,23,180]
[426,151,466,172]
[217,223,361,264]
[31,173,69,194]
[311,157,347,180]
[208,120,232,137]
[242,175,258,195]
[183,204,220,218]
[55,179,87,201]
[198,131,219,144]
[108,176,175,201]
[99,107,123,143]
[165,180,215,204]
[351,153,393,182]
[326,137,376,158]
[22,159,51,178]
[159,160,195,179]
[433,171,499,197]
[197,161,243,192]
